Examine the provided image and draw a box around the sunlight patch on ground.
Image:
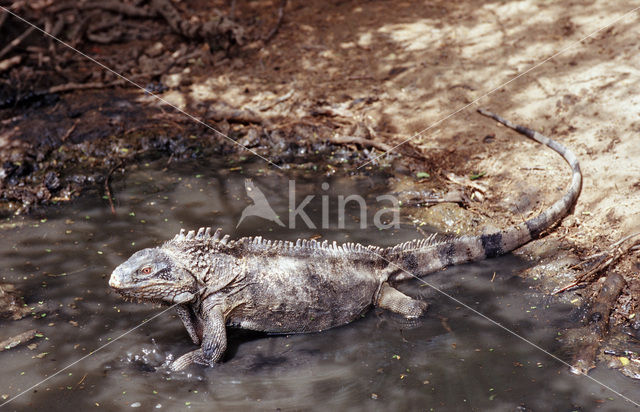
[357,32,372,48]
[485,0,540,18]
[457,23,502,60]
[378,20,446,52]
[157,90,185,111]
[190,83,217,101]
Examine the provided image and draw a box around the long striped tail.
[385,109,582,280]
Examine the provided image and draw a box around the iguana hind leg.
[375,283,428,319]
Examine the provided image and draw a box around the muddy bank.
[0,86,417,215]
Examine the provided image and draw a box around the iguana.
[109,109,582,370]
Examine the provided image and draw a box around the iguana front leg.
[175,304,201,345]
[170,305,226,371]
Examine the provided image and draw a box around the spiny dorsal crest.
[166,227,385,257]
[170,227,231,245]
[384,233,459,254]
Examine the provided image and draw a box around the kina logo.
[236,179,285,228]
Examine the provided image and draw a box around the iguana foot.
[170,349,215,371]
[376,283,428,319]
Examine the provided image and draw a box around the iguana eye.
[141,266,152,275]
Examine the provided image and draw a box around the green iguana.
[109,109,582,370]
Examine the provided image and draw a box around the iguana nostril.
[108,275,121,288]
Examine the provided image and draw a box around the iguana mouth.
[113,291,168,306]
[111,285,191,304]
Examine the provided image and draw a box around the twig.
[229,0,237,19]
[445,172,487,194]
[207,107,270,126]
[263,0,287,43]
[572,232,640,270]
[439,316,453,333]
[50,1,153,17]
[0,115,22,126]
[608,231,640,248]
[75,373,87,388]
[0,8,8,32]
[61,118,80,142]
[555,234,640,294]
[104,162,123,215]
[47,80,124,94]
[0,25,35,60]
[554,281,582,295]
[0,55,22,72]
[399,189,467,206]
[259,89,294,111]
[575,237,640,283]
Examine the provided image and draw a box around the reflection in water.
[0,158,636,411]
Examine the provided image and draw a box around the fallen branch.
[570,273,626,375]
[0,329,39,352]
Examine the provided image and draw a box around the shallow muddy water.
[0,158,637,411]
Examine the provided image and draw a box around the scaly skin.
[109,109,582,370]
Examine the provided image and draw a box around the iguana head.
[109,247,197,304]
